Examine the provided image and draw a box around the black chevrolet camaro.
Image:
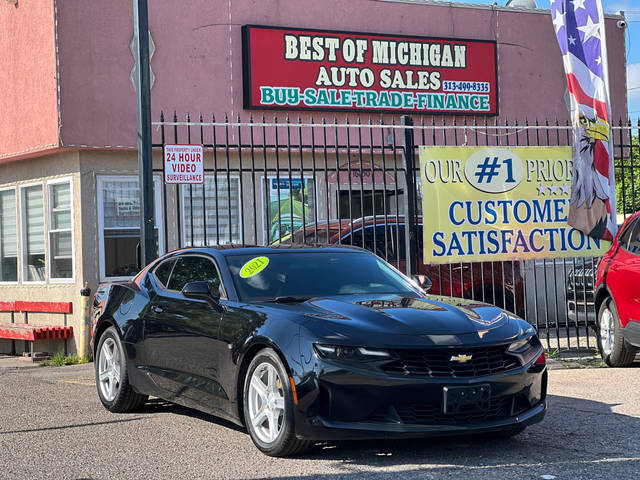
[91,245,547,456]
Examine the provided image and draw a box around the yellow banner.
[419,146,610,264]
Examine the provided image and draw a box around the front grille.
[380,345,519,378]
[366,396,514,425]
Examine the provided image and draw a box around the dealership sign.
[419,146,610,264]
[163,144,204,184]
[242,25,498,115]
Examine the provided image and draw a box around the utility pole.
[133,0,156,267]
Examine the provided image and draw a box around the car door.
[143,254,227,409]
[608,218,640,328]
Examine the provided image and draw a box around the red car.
[282,216,524,317]
[595,212,640,366]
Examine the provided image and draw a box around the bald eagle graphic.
[568,112,611,239]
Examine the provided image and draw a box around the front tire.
[597,298,637,367]
[95,326,148,412]
[243,348,311,457]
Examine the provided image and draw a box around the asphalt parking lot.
[1,357,639,480]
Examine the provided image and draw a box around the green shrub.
[40,353,83,367]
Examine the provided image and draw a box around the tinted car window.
[344,226,390,259]
[226,251,418,301]
[167,255,222,297]
[619,218,640,252]
[343,225,411,262]
[627,220,640,255]
[153,258,176,288]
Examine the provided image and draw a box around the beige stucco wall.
[0,151,83,355]
[0,145,406,355]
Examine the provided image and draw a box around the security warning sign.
[242,25,497,115]
[420,146,610,264]
[164,144,204,184]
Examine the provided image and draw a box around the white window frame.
[19,181,46,285]
[47,177,75,284]
[97,175,164,282]
[0,186,18,285]
[180,175,243,246]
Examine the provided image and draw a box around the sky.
[453,0,640,120]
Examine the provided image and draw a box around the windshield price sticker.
[240,257,270,278]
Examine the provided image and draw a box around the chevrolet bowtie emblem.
[450,354,473,363]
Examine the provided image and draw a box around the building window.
[266,177,316,243]
[182,177,241,245]
[48,181,73,280]
[21,184,45,282]
[0,189,18,282]
[98,176,163,280]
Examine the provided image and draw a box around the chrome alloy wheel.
[600,306,615,357]
[98,337,121,402]
[247,362,285,444]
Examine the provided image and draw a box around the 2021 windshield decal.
[240,256,270,278]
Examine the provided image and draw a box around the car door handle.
[151,306,164,313]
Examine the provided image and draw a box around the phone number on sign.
[442,81,490,93]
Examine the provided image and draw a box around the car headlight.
[507,336,534,353]
[313,344,392,361]
[506,334,544,366]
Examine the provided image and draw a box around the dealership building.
[0,0,629,355]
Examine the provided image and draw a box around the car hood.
[258,294,514,339]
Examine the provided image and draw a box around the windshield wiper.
[265,296,311,304]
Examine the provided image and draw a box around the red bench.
[0,301,73,359]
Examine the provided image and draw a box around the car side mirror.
[412,274,432,292]
[182,281,224,312]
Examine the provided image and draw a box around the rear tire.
[243,348,311,457]
[597,298,637,367]
[95,326,148,412]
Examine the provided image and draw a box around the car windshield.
[225,251,419,302]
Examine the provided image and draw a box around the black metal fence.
[153,114,640,351]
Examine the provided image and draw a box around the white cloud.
[627,63,640,100]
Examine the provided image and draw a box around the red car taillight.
[535,350,546,365]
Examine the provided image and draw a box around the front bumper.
[293,359,547,441]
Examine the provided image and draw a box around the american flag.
[552,0,617,241]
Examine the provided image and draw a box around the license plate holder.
[443,384,491,415]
